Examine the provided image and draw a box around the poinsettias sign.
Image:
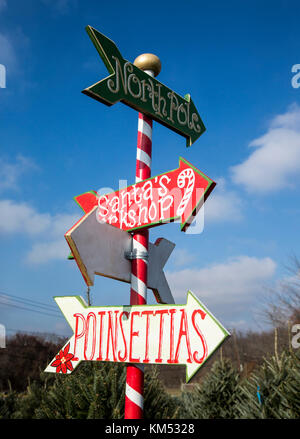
[45,292,229,382]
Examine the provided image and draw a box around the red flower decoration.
[51,343,74,374]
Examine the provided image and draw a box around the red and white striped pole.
[124,53,161,419]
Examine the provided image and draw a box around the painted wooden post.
[124,53,161,419]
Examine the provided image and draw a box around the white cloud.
[0,154,79,264]
[26,239,69,264]
[0,32,17,71]
[0,199,80,263]
[0,200,51,235]
[0,155,37,192]
[166,256,276,327]
[204,177,243,223]
[230,104,300,193]
[170,248,196,267]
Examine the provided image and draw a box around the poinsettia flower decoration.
[51,342,74,374]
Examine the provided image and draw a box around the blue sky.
[0,0,300,339]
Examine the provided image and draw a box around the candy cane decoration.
[135,113,152,182]
[176,167,195,216]
[124,112,152,420]
[124,54,161,419]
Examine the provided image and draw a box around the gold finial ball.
[133,53,161,77]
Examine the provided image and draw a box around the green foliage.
[182,358,242,419]
[144,366,182,419]
[0,390,19,419]
[14,382,45,418]
[34,362,126,419]
[237,349,300,419]
[1,362,181,419]
[1,350,299,419]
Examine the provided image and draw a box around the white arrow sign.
[45,291,230,382]
[65,206,175,304]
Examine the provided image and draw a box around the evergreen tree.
[0,389,18,419]
[182,358,242,419]
[273,350,300,418]
[237,349,300,419]
[6,353,299,419]
[6,362,181,419]
[34,362,126,419]
[11,379,51,419]
[144,366,182,419]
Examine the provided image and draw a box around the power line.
[0,299,63,319]
[0,291,58,311]
[0,290,64,319]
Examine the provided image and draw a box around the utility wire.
[0,290,64,319]
[0,291,58,311]
[0,299,63,319]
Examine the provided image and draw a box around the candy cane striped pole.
[124,54,161,420]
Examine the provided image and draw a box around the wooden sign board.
[45,291,230,382]
[65,206,175,304]
[83,26,206,147]
[75,157,216,233]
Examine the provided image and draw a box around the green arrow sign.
[82,26,206,147]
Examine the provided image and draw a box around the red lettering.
[192,310,208,364]
[73,313,86,360]
[155,309,169,363]
[141,310,154,363]
[118,311,129,362]
[129,311,140,362]
[96,311,105,361]
[175,309,193,364]
[167,308,177,363]
[106,310,119,361]
[84,312,96,361]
